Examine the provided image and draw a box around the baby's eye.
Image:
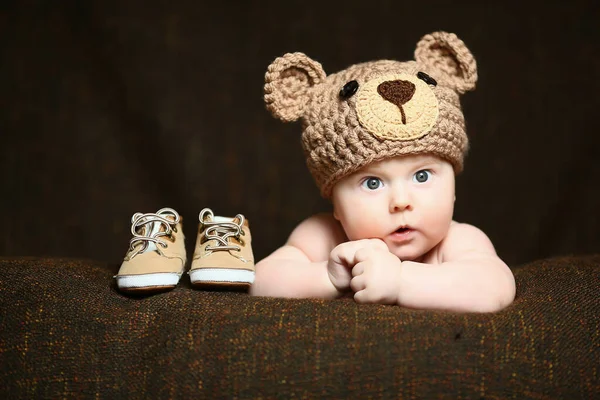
[413,170,431,183]
[362,177,383,190]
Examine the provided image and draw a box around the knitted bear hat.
[264,31,478,198]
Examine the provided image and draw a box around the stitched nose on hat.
[377,80,416,124]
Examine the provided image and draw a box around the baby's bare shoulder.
[286,213,347,262]
[439,221,498,262]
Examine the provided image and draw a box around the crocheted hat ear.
[414,31,478,94]
[264,52,326,122]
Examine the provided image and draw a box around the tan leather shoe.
[115,208,186,293]
[189,208,255,289]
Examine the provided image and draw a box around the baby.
[250,32,516,312]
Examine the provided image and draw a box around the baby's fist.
[327,239,388,292]
[350,247,403,304]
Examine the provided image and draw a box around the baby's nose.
[377,80,416,107]
[389,187,412,213]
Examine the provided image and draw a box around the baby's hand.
[327,239,388,293]
[350,246,403,305]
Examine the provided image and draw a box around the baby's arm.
[250,213,346,299]
[397,223,516,312]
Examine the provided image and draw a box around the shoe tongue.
[215,216,249,232]
[138,214,174,233]
[213,215,234,223]
[213,215,249,228]
[205,215,246,246]
[137,215,174,254]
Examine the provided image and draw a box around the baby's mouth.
[388,226,414,242]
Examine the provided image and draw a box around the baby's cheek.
[345,220,383,241]
[428,214,453,242]
[426,197,454,222]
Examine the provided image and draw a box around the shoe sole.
[116,272,182,293]
[189,268,255,288]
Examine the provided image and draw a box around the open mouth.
[388,226,414,243]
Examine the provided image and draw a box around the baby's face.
[331,154,455,261]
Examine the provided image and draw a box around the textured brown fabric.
[1,256,599,398]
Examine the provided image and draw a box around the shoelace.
[127,208,180,259]
[199,208,245,253]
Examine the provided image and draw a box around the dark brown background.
[2,0,599,268]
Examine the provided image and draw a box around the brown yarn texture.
[264,52,327,122]
[1,256,599,398]
[414,32,478,94]
[265,32,478,198]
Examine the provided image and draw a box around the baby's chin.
[384,242,436,263]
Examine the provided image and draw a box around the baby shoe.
[115,207,186,293]
[189,208,255,288]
